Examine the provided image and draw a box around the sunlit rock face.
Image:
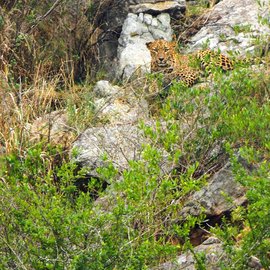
[188,0,270,54]
[129,0,186,18]
[117,13,174,79]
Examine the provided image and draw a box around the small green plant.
[232,24,252,35]
[219,33,228,42]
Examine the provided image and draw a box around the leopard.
[146,39,234,87]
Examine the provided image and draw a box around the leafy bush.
[1,52,269,269]
[0,0,270,268]
[0,141,207,269]
[211,146,270,269]
[144,59,270,269]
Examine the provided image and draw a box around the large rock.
[72,80,153,178]
[118,43,152,79]
[93,80,121,97]
[72,122,172,178]
[130,0,186,18]
[118,13,173,49]
[117,12,174,79]
[180,163,247,218]
[188,0,270,54]
[93,0,186,79]
[93,80,149,125]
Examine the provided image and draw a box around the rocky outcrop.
[180,163,247,218]
[72,121,172,178]
[117,13,173,79]
[93,80,149,125]
[72,80,151,177]
[129,0,186,18]
[94,0,187,79]
[188,0,270,54]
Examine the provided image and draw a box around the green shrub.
[0,140,207,269]
[212,148,270,269]
[0,29,269,269]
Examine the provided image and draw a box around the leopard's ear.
[146,41,153,49]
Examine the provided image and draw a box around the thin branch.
[0,235,28,270]
[26,0,63,34]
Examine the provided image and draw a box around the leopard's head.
[146,39,177,72]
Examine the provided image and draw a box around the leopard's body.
[146,39,234,86]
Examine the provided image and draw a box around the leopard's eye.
[164,47,170,52]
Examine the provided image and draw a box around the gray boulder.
[117,12,173,79]
[130,0,186,18]
[180,163,247,218]
[72,122,172,178]
[93,80,149,125]
[93,80,121,98]
[188,0,270,54]
[118,42,152,79]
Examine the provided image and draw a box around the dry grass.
[0,68,81,155]
[0,0,116,155]
[0,0,112,83]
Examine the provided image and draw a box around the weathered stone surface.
[119,13,172,49]
[73,124,142,171]
[94,94,149,125]
[93,80,149,125]
[188,0,270,54]
[155,237,263,270]
[90,1,129,79]
[72,122,172,177]
[130,0,186,18]
[180,163,247,218]
[72,80,151,177]
[93,80,121,97]
[118,43,152,79]
[155,237,223,270]
[117,12,173,79]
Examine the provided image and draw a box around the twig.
[0,235,28,270]
[26,0,63,34]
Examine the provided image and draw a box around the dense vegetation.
[0,1,270,269]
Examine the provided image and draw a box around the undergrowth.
[1,58,270,269]
[0,1,270,269]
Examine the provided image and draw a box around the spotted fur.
[146,39,234,87]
